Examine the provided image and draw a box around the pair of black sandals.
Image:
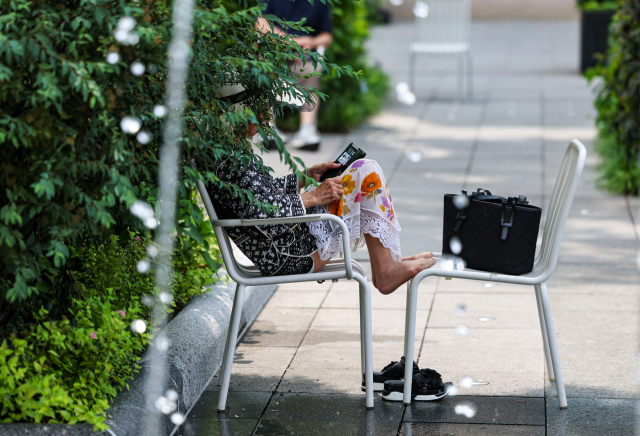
[361,357,450,402]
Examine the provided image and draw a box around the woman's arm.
[300,176,343,208]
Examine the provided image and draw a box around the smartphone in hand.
[319,143,367,182]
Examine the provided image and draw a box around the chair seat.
[421,253,547,286]
[410,42,469,54]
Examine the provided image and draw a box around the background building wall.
[384,0,580,21]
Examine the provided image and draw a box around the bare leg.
[300,95,319,126]
[364,234,435,295]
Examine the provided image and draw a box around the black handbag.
[442,189,542,275]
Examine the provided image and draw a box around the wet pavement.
[178,20,640,436]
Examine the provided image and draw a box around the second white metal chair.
[402,139,587,409]
[195,180,375,410]
[409,0,473,99]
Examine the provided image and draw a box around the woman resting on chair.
[208,123,436,295]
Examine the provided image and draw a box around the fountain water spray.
[142,0,195,434]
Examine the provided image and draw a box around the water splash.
[455,304,467,317]
[396,82,416,105]
[131,319,147,334]
[130,61,146,76]
[455,402,477,418]
[453,194,469,210]
[450,236,462,254]
[106,52,120,64]
[413,1,429,18]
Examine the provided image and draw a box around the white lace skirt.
[306,159,402,262]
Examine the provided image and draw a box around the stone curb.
[1,278,277,436]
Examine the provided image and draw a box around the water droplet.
[446,384,458,396]
[114,28,129,43]
[413,1,429,18]
[144,217,158,229]
[106,52,120,64]
[130,201,154,220]
[127,33,140,45]
[444,259,454,271]
[154,105,167,117]
[136,259,150,273]
[396,82,416,105]
[118,16,136,32]
[581,209,589,215]
[453,195,470,210]
[460,376,473,389]
[456,258,466,271]
[389,0,403,5]
[454,401,477,418]
[166,389,179,401]
[455,304,467,317]
[473,380,489,386]
[478,316,495,322]
[406,150,422,162]
[159,292,173,305]
[130,61,145,76]
[483,282,498,288]
[131,319,147,333]
[157,336,171,351]
[136,131,152,144]
[170,412,184,425]
[456,325,469,335]
[120,116,142,134]
[450,236,462,254]
[147,245,159,257]
[142,293,154,307]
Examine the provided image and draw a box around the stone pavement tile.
[178,417,258,436]
[546,398,636,436]
[188,391,271,420]
[256,418,399,436]
[419,328,544,397]
[404,396,545,426]
[546,264,640,295]
[278,342,421,394]
[206,346,297,393]
[240,308,317,347]
[322,279,435,310]
[261,392,404,424]
[263,291,327,309]
[400,422,545,436]
[306,308,430,343]
[274,281,333,292]
[428,292,540,330]
[437,278,533,294]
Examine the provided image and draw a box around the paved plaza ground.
[178,21,640,435]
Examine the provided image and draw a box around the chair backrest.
[196,179,245,278]
[414,0,471,46]
[535,139,587,277]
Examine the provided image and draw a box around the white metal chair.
[195,180,375,410]
[409,0,473,99]
[401,139,587,409]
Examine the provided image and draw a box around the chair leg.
[403,278,420,405]
[356,274,374,409]
[409,52,416,92]
[218,283,246,411]
[538,282,567,409]
[534,284,555,381]
[218,312,234,387]
[404,281,411,359]
[359,282,366,379]
[465,51,473,100]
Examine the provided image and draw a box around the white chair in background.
[195,180,375,411]
[401,139,587,409]
[409,0,473,99]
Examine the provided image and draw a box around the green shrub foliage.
[588,0,640,194]
[0,0,358,315]
[0,231,215,429]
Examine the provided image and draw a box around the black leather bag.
[442,189,542,275]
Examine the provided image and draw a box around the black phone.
[319,143,366,182]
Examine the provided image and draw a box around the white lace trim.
[307,209,402,262]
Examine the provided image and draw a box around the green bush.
[578,1,617,11]
[0,230,216,430]
[587,0,640,194]
[276,0,389,133]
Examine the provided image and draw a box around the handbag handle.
[469,188,505,203]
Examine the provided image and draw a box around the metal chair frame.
[402,140,587,409]
[409,0,473,99]
[195,180,375,410]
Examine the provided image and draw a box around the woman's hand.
[301,176,343,208]
[307,161,341,182]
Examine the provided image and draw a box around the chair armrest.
[212,214,354,279]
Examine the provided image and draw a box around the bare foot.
[374,257,436,295]
[402,252,434,262]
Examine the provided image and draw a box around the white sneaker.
[288,124,321,151]
[253,126,288,150]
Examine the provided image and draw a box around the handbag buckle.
[500,198,516,240]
